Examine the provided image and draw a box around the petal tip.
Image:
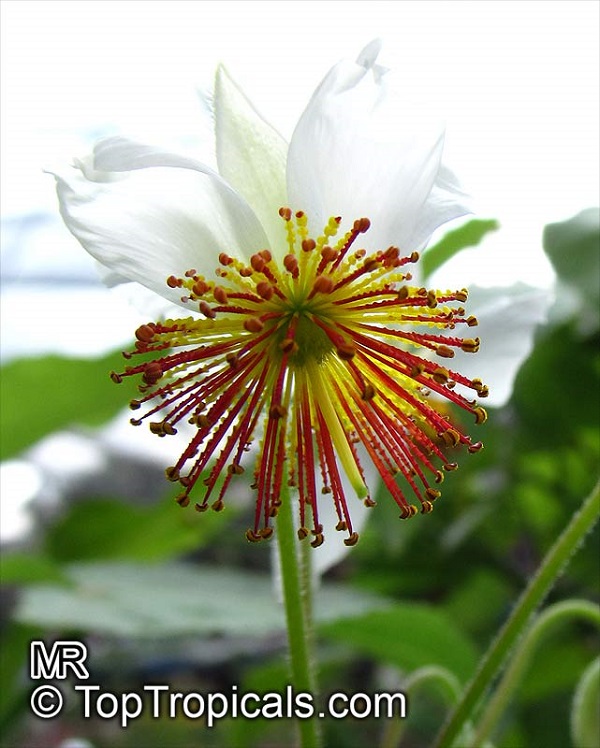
[356,38,383,69]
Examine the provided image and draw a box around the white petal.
[287,43,469,251]
[452,284,552,407]
[412,165,473,253]
[310,454,376,579]
[50,148,269,308]
[214,66,288,254]
[93,135,219,175]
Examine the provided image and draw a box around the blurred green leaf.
[520,640,594,703]
[444,569,513,638]
[0,553,69,585]
[0,350,129,460]
[44,497,222,562]
[421,218,499,281]
[543,208,600,329]
[319,604,478,681]
[512,323,600,447]
[14,562,390,638]
[0,623,40,734]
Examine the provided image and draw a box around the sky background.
[1,0,599,362]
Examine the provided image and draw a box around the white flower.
[50,41,546,557]
[52,40,470,306]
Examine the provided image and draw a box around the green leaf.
[513,323,600,446]
[520,640,594,703]
[0,553,69,585]
[444,569,513,637]
[0,350,130,460]
[319,604,478,682]
[571,657,600,748]
[14,561,390,638]
[543,208,600,327]
[0,623,41,733]
[43,497,223,563]
[421,218,499,281]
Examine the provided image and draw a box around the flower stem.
[434,477,600,748]
[471,599,600,746]
[276,484,321,748]
[571,655,600,748]
[381,666,462,748]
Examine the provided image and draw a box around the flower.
[52,41,489,546]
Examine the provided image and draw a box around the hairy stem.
[381,666,462,748]
[435,478,600,748]
[472,599,600,746]
[276,485,321,748]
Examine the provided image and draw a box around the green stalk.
[381,666,462,748]
[435,478,600,748]
[472,599,600,746]
[571,656,600,747]
[276,483,321,748]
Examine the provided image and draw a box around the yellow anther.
[353,217,371,233]
[244,317,264,333]
[313,275,334,294]
[361,382,376,400]
[337,344,356,360]
[256,281,274,300]
[250,254,266,272]
[175,493,191,508]
[269,403,287,420]
[280,337,299,355]
[474,406,487,424]
[441,428,461,448]
[461,337,480,353]
[199,301,216,319]
[165,466,180,482]
[213,286,228,304]
[436,345,455,359]
[432,367,450,384]
[135,324,156,343]
[193,279,208,296]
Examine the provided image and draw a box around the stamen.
[112,209,488,544]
